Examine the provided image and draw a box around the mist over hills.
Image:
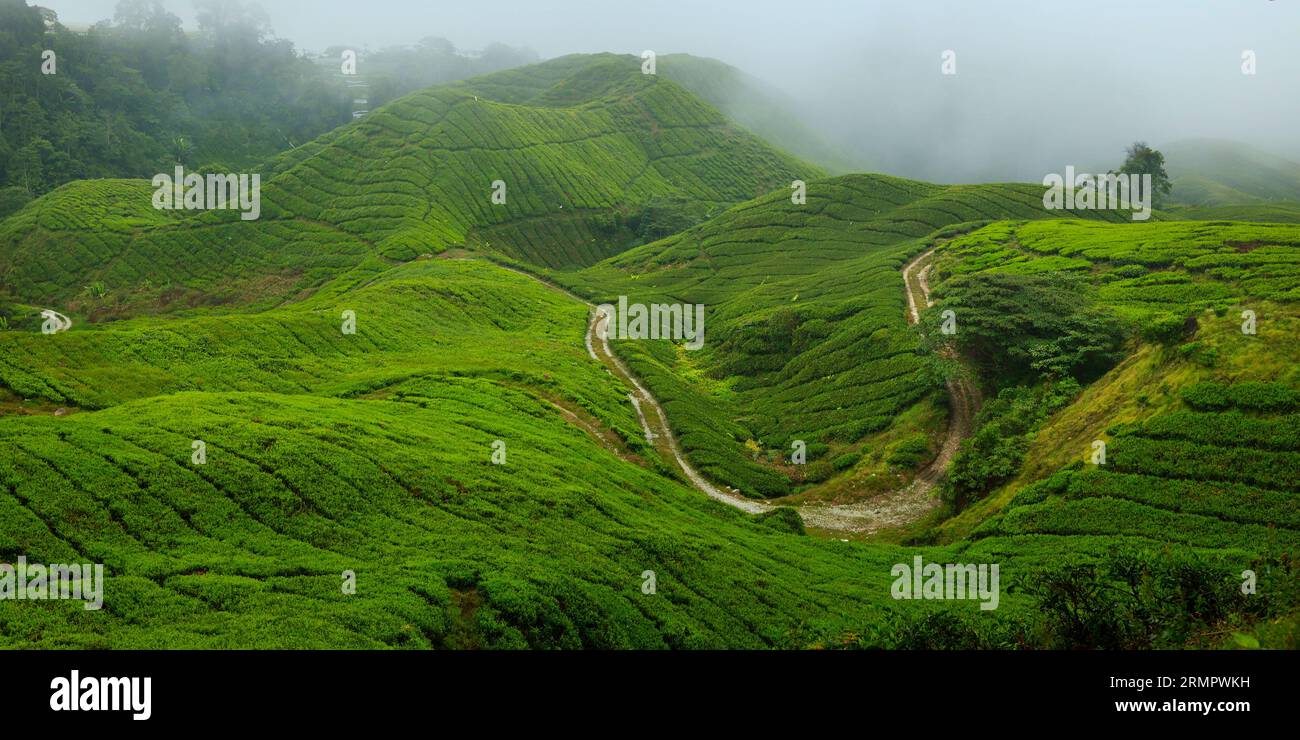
[1162,139,1300,206]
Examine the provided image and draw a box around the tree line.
[0,0,536,217]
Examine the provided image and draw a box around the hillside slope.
[0,54,820,314]
[0,253,1014,649]
[1164,139,1300,206]
[922,218,1300,545]
[558,174,1132,499]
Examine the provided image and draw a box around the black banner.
[4,649,1287,728]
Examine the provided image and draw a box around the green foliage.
[1110,264,1147,279]
[0,256,939,648]
[0,387,911,648]
[0,0,346,193]
[942,378,1079,510]
[970,397,1300,630]
[628,197,713,245]
[945,219,1300,305]
[0,186,31,220]
[830,451,861,471]
[1140,312,1196,345]
[1116,141,1173,208]
[1019,549,1249,649]
[1182,381,1300,412]
[887,434,930,469]
[0,54,819,312]
[566,175,1126,498]
[756,507,806,536]
[926,272,1127,386]
[2,42,1296,649]
[0,1,537,198]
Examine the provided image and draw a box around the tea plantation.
[1,55,1296,649]
[0,53,817,313]
[560,175,1131,496]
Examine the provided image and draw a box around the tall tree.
[1117,141,1172,208]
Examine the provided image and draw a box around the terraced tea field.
[0,54,816,314]
[1,51,1296,651]
[931,221,1300,646]
[0,257,1019,648]
[967,382,1300,577]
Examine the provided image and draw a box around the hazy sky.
[45,0,1300,182]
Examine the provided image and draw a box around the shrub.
[831,451,861,471]
[1141,313,1197,345]
[756,507,806,536]
[887,434,930,469]
[1182,382,1300,412]
[926,271,1127,386]
[941,378,1079,510]
[1020,548,1271,649]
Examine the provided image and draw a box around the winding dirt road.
[502,249,975,534]
[790,249,979,533]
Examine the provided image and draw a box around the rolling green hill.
[922,219,1300,542]
[4,215,1292,648]
[1,52,1297,650]
[0,386,926,649]
[0,252,1014,649]
[1164,139,1300,206]
[0,53,819,315]
[913,218,1300,646]
[1166,202,1300,223]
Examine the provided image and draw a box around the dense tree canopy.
[925,271,1128,388]
[0,0,535,198]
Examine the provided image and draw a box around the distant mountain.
[1163,139,1300,206]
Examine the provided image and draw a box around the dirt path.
[792,249,978,533]
[494,252,975,533]
[588,307,770,514]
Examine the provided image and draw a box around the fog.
[48,0,1300,182]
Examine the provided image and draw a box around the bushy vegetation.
[924,213,1300,645]
[1019,548,1295,649]
[0,0,348,193]
[0,386,931,648]
[924,272,1127,386]
[970,390,1300,647]
[942,379,1079,510]
[0,255,950,648]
